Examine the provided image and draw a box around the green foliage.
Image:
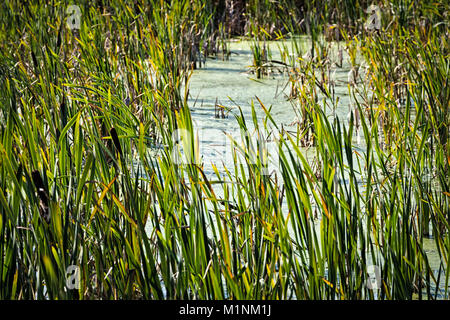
[0,0,448,300]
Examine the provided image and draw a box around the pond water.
[186,37,367,178]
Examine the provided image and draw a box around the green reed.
[0,0,448,300]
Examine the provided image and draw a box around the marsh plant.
[0,0,448,300]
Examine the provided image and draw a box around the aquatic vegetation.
[0,0,448,300]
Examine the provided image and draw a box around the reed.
[0,0,448,300]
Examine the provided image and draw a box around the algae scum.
[187,38,353,173]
